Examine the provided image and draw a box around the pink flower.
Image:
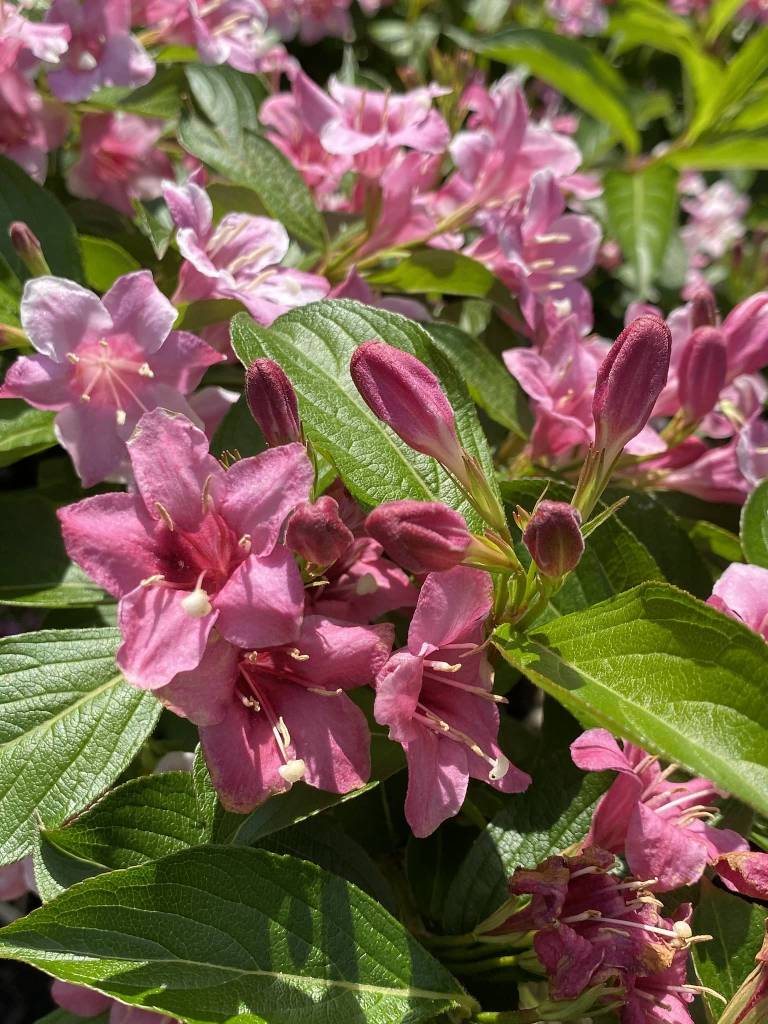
[571,729,747,891]
[46,0,155,102]
[0,858,34,901]
[1,272,222,486]
[310,536,417,624]
[0,65,68,183]
[52,980,179,1024]
[522,499,584,577]
[68,113,173,216]
[0,4,70,68]
[374,566,530,836]
[245,357,302,446]
[680,175,749,272]
[59,408,314,690]
[547,0,609,35]
[713,851,768,900]
[193,613,391,811]
[708,563,768,639]
[651,436,750,504]
[737,417,768,489]
[621,908,697,1024]
[262,0,353,43]
[285,496,354,568]
[365,500,472,574]
[164,180,329,325]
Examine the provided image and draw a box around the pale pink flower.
[571,729,747,891]
[648,436,750,504]
[68,113,173,216]
[164,180,329,325]
[0,67,68,182]
[261,0,353,43]
[1,273,222,486]
[708,563,768,640]
[547,0,609,35]
[52,980,179,1024]
[737,417,768,489]
[680,176,749,272]
[46,0,155,102]
[374,566,530,837]
[0,3,71,68]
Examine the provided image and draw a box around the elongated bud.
[523,500,584,578]
[690,287,718,329]
[285,496,353,568]
[245,358,301,446]
[9,222,50,276]
[350,340,466,478]
[677,326,727,422]
[365,500,471,573]
[593,315,672,460]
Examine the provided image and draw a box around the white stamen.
[355,573,378,595]
[289,648,309,661]
[66,352,79,364]
[80,392,91,402]
[551,298,572,317]
[307,687,343,697]
[530,258,556,271]
[76,51,98,70]
[155,502,175,531]
[278,758,306,784]
[115,408,127,426]
[425,660,462,673]
[181,571,212,618]
[238,533,252,551]
[535,232,571,244]
[673,921,692,942]
[140,573,165,587]
[489,754,510,781]
[138,363,154,378]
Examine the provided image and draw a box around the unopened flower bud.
[365,500,471,573]
[677,326,727,422]
[350,340,466,478]
[9,222,50,277]
[285,496,353,568]
[718,926,768,1024]
[690,287,718,329]
[593,315,672,460]
[245,358,301,446]
[523,500,584,578]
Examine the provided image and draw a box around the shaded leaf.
[741,478,768,568]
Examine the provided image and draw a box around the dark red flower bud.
[9,222,49,276]
[677,326,727,422]
[690,287,718,329]
[365,500,471,573]
[285,496,354,567]
[245,358,301,446]
[523,500,584,578]
[350,340,465,477]
[593,315,672,459]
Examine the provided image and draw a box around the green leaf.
[32,832,107,904]
[442,756,610,933]
[494,582,768,817]
[0,628,161,864]
[705,0,749,42]
[212,394,265,461]
[687,28,768,142]
[0,401,56,468]
[664,136,768,169]
[175,297,245,331]
[603,165,679,298]
[368,249,497,298]
[693,879,767,1017]
[451,27,639,153]
[85,66,185,120]
[502,479,663,613]
[79,236,141,293]
[0,846,475,1023]
[741,479,768,568]
[179,114,327,250]
[230,299,498,530]
[185,63,266,142]
[0,493,108,608]
[32,1012,109,1024]
[426,323,529,437]
[0,156,83,282]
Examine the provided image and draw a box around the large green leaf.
[451,27,639,153]
[442,754,610,933]
[664,136,768,169]
[494,582,768,816]
[687,27,768,142]
[368,250,497,298]
[79,236,140,292]
[230,299,498,530]
[0,493,108,607]
[693,880,767,1019]
[85,65,185,120]
[426,322,529,437]
[179,114,326,250]
[603,165,679,298]
[740,479,768,568]
[0,401,56,468]
[0,156,83,282]
[0,628,161,864]
[0,846,476,1023]
[185,63,266,142]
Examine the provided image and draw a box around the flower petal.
[215,547,304,650]
[101,270,177,353]
[408,565,493,656]
[51,981,112,1017]
[403,728,468,838]
[570,729,634,773]
[21,277,112,360]
[54,404,128,488]
[155,635,238,726]
[625,803,709,891]
[291,616,393,689]
[0,353,72,409]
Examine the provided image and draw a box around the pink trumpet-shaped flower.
[140,0,272,73]
[310,536,417,624]
[1,272,222,486]
[375,566,530,837]
[0,53,68,182]
[59,408,314,689]
[46,0,155,102]
[571,729,747,891]
[67,113,173,216]
[52,980,179,1024]
[708,563,768,640]
[164,180,328,325]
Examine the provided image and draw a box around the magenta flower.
[0,66,68,183]
[285,497,354,569]
[0,858,34,901]
[261,0,354,44]
[677,326,728,423]
[365,500,472,574]
[52,980,179,1024]
[713,851,768,900]
[650,436,751,505]
[245,358,302,446]
[310,536,417,624]
[68,113,173,216]
[374,566,530,837]
[0,4,71,67]
[46,0,155,102]
[621,908,697,1024]
[571,729,747,891]
[164,180,329,325]
[523,499,584,577]
[1,272,222,486]
[191,614,392,811]
[708,563,768,640]
[59,408,314,689]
